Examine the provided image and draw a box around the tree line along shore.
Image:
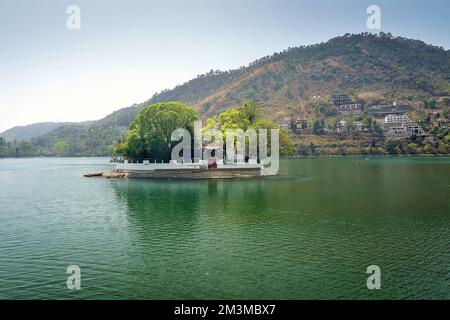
[1,100,449,158]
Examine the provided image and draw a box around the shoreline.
[2,154,450,160]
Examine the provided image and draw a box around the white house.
[384,114,410,124]
[336,120,347,133]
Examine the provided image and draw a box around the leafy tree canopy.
[116,102,199,161]
[203,100,295,156]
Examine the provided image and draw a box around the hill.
[0,122,73,142]
[146,32,449,119]
[2,32,449,156]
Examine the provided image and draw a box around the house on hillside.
[284,117,308,134]
[354,121,364,132]
[336,120,347,133]
[385,122,425,137]
[368,104,413,118]
[383,113,425,136]
[281,116,292,132]
[384,114,410,129]
[339,103,363,115]
[404,122,424,135]
[332,93,351,106]
[296,118,308,131]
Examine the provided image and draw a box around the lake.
[0,157,449,299]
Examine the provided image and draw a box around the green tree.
[309,142,317,155]
[443,98,450,107]
[423,144,434,154]
[384,139,399,154]
[444,107,450,120]
[437,142,450,154]
[362,117,373,130]
[373,121,383,134]
[406,143,419,154]
[123,129,147,159]
[312,120,324,135]
[218,108,251,133]
[444,134,450,144]
[205,100,295,156]
[120,102,199,161]
[240,100,262,125]
[253,117,295,156]
[338,145,347,155]
[0,137,5,153]
[424,99,437,109]
[52,139,70,156]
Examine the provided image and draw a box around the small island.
[87,101,293,179]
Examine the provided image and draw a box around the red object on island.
[208,159,217,169]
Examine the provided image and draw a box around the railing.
[115,158,260,165]
[115,158,262,171]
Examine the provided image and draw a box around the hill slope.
[146,32,449,119]
[0,122,74,141]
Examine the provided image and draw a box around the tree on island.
[203,100,295,156]
[114,102,199,161]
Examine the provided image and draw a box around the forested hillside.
[0,122,73,141]
[144,32,449,118]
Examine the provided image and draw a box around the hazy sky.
[0,0,449,132]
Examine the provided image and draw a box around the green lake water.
[0,157,449,299]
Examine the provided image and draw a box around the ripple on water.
[0,157,449,299]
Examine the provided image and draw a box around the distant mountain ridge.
[0,122,73,141]
[2,32,449,156]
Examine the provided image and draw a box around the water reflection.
[111,178,284,228]
[109,178,286,299]
[104,158,450,299]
